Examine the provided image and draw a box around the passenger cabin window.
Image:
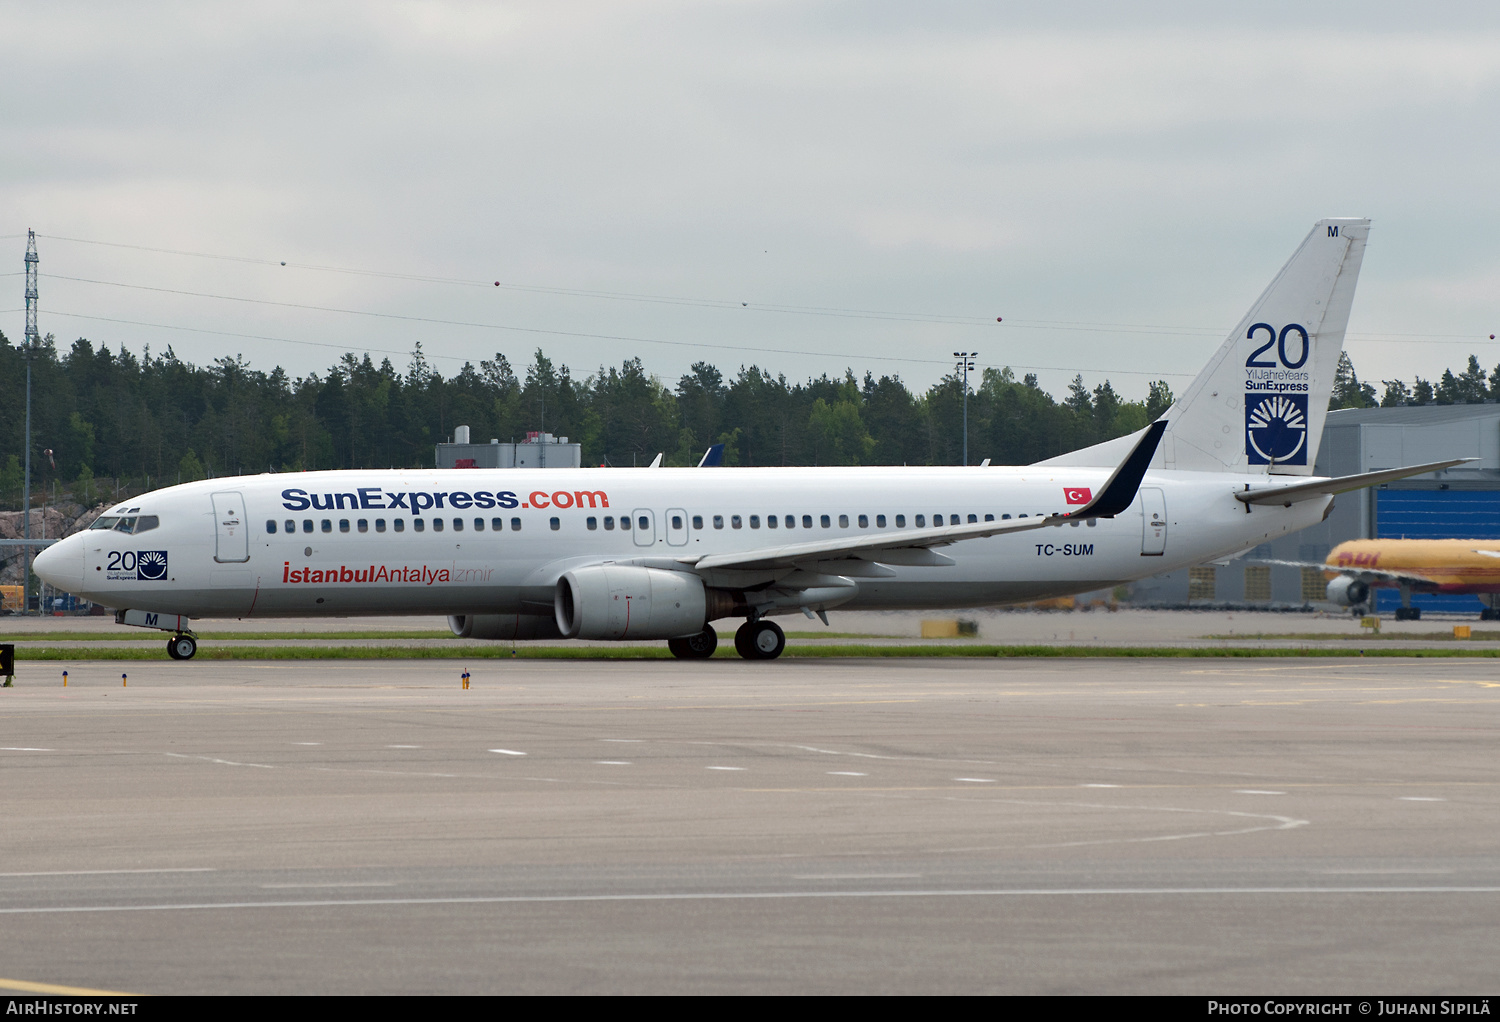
[858,515,868,528]
[339,519,350,533]
[266,520,277,534]
[620,516,631,530]
[767,515,777,529]
[984,514,994,522]
[731,515,742,529]
[876,515,886,528]
[785,515,794,529]
[820,515,831,528]
[491,518,503,531]
[303,519,314,533]
[510,517,522,531]
[692,515,703,530]
[394,519,405,532]
[749,515,760,529]
[322,520,333,533]
[550,517,560,531]
[604,516,615,530]
[376,519,387,533]
[915,515,926,527]
[357,519,368,533]
[838,515,849,528]
[414,518,425,532]
[452,518,463,532]
[284,520,295,534]
[587,517,598,530]
[672,514,684,530]
[474,518,484,531]
[433,519,444,532]
[968,514,978,524]
[895,515,905,527]
[802,515,813,529]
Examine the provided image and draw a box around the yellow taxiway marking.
[0,977,138,996]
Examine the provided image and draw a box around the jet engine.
[556,565,725,640]
[1325,575,1370,607]
[448,613,563,641]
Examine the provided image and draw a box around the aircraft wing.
[1234,459,1476,506]
[680,421,1166,573]
[1249,558,1438,586]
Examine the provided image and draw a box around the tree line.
[0,327,1480,511]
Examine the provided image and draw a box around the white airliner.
[34,218,1463,660]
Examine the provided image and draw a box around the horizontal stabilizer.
[1234,458,1475,506]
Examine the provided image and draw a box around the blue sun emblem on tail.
[1245,394,1308,465]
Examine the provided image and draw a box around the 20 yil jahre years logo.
[1207,1000,1490,1016]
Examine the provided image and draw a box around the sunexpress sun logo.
[1243,321,1311,466]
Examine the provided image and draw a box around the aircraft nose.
[33,536,84,592]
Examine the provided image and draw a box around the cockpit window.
[93,515,159,535]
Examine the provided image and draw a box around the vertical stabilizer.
[1039,218,1370,475]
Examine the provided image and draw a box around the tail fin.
[1039,218,1370,475]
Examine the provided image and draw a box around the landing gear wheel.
[668,625,718,659]
[734,620,785,660]
[1395,607,1421,622]
[167,634,197,660]
[1481,608,1500,621]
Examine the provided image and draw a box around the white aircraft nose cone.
[33,536,83,592]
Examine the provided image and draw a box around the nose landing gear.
[166,634,198,660]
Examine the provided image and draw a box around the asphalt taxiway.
[1,657,1497,994]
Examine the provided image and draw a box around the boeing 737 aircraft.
[35,218,1466,660]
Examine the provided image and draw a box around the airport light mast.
[954,351,976,466]
[22,230,38,616]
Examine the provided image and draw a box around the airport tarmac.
[1,656,1498,994]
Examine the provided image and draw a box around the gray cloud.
[4,1,1498,397]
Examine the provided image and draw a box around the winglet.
[1066,419,1167,519]
[697,444,725,467]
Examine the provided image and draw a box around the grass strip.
[1203,631,1500,642]
[1,629,885,642]
[0,630,455,642]
[11,644,1500,662]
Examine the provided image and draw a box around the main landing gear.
[166,634,198,660]
[734,619,785,661]
[1394,583,1420,621]
[667,625,718,660]
[665,618,787,660]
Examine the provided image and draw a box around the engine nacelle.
[1325,575,1370,607]
[555,565,709,640]
[448,613,563,641]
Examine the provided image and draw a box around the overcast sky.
[4,1,1499,400]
